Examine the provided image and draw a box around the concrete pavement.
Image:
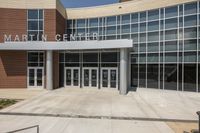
[1,88,200,121]
[0,115,173,133]
[0,89,46,99]
[0,88,199,133]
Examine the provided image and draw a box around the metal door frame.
[64,67,80,88]
[82,67,99,89]
[27,67,44,88]
[101,67,118,89]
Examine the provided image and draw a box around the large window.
[148,9,159,21]
[107,16,116,26]
[184,64,197,92]
[147,64,159,89]
[184,2,197,15]
[165,18,178,29]
[28,52,44,67]
[66,2,200,92]
[148,21,159,31]
[165,6,178,18]
[77,19,85,28]
[27,9,44,41]
[164,64,177,90]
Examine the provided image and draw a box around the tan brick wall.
[0,51,27,88]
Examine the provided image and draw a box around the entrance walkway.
[0,89,46,100]
[0,88,199,133]
[1,88,200,121]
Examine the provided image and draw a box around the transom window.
[28,52,44,67]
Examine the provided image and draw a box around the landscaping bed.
[0,99,18,109]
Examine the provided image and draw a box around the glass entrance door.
[82,67,98,88]
[101,68,118,89]
[28,67,44,88]
[65,67,80,88]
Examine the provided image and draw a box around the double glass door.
[101,68,118,89]
[82,67,98,88]
[28,67,44,88]
[65,67,80,88]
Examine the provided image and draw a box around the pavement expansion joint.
[0,112,198,123]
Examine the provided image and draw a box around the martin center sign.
[3,33,99,42]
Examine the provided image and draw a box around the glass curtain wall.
[66,1,200,92]
[59,50,120,87]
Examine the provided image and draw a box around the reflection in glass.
[102,70,108,87]
[29,69,35,86]
[73,69,79,86]
[84,69,89,86]
[164,64,177,90]
[66,69,71,85]
[110,70,117,88]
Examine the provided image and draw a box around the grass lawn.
[0,99,18,109]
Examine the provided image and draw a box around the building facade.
[0,0,199,94]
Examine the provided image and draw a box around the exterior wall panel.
[44,9,56,41]
[0,51,27,88]
[0,8,27,88]
[44,9,65,89]
[0,8,27,43]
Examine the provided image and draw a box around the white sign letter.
[4,34,12,42]
[29,34,34,41]
[55,34,61,41]
[42,34,47,42]
[93,33,98,40]
[70,34,76,41]
[22,34,28,42]
[63,34,68,41]
[14,35,20,42]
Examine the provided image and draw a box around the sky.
[60,0,119,8]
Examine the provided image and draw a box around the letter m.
[4,34,12,42]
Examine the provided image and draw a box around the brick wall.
[0,8,27,88]
[0,8,65,89]
[0,51,27,88]
[0,8,27,43]
[44,9,65,89]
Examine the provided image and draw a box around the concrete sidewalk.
[0,89,47,99]
[0,88,200,133]
[0,115,174,133]
[1,88,200,121]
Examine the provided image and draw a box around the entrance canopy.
[0,39,132,50]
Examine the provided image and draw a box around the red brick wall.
[44,9,65,89]
[44,9,56,41]
[0,8,27,43]
[0,9,65,89]
[0,8,27,88]
[0,51,27,88]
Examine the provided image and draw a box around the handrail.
[6,125,39,133]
